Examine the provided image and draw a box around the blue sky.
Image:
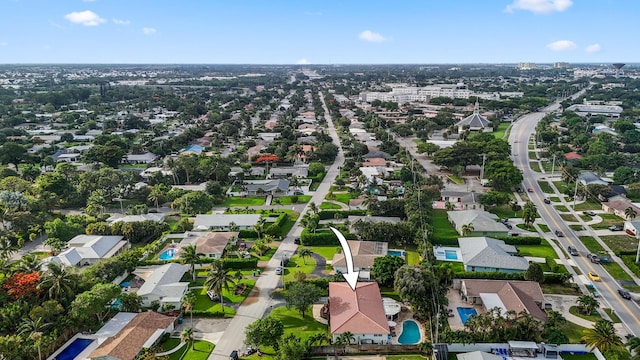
[0,0,635,64]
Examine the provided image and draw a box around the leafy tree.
[172,191,214,215]
[524,263,544,283]
[417,142,440,156]
[283,282,322,318]
[43,218,84,242]
[0,142,27,171]
[478,191,511,207]
[308,162,326,177]
[394,265,438,318]
[244,317,284,352]
[613,166,640,185]
[3,272,41,300]
[582,320,624,354]
[118,292,142,312]
[276,333,310,360]
[484,160,523,191]
[70,283,121,323]
[372,255,405,287]
[82,145,126,168]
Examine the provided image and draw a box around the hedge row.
[139,257,258,269]
[318,209,366,220]
[454,270,568,284]
[239,229,259,238]
[300,229,357,246]
[266,213,288,236]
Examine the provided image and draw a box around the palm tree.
[418,341,433,357]
[335,331,355,355]
[204,264,237,315]
[15,254,41,273]
[254,217,266,239]
[181,327,195,350]
[461,223,474,236]
[38,262,76,303]
[181,290,197,329]
[228,221,240,232]
[522,200,537,229]
[308,202,318,215]
[0,237,15,260]
[625,206,637,220]
[582,319,624,354]
[181,244,204,281]
[577,294,599,316]
[147,185,164,210]
[444,201,455,211]
[626,336,640,359]
[298,248,312,265]
[29,331,45,360]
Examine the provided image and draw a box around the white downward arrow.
[330,227,359,291]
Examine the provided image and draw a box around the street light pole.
[551,154,556,176]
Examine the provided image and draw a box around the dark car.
[584,211,596,216]
[230,350,239,360]
[505,223,513,230]
[509,232,520,237]
[293,237,300,245]
[543,198,551,204]
[567,246,579,256]
[609,225,624,231]
[618,289,632,300]
[555,230,564,237]
[587,253,601,264]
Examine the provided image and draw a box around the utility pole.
[573,179,579,208]
[479,154,487,183]
[551,154,556,176]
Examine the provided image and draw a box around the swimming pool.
[457,307,478,325]
[388,250,406,257]
[444,250,458,260]
[56,338,95,360]
[397,320,421,344]
[159,248,177,260]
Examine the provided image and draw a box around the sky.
[0,0,636,64]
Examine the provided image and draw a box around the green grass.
[381,287,403,302]
[517,241,558,258]
[447,174,464,184]
[553,181,570,194]
[406,249,420,265]
[573,200,602,211]
[538,224,550,233]
[579,236,606,255]
[560,213,578,222]
[604,308,622,323]
[493,122,510,139]
[168,340,214,360]
[254,246,277,261]
[222,197,265,207]
[569,225,584,231]
[386,356,427,360]
[569,305,602,322]
[562,321,590,344]
[309,245,341,260]
[549,196,561,202]
[541,283,580,295]
[437,260,464,273]
[319,202,342,210]
[283,255,316,282]
[277,195,312,205]
[487,204,524,219]
[602,261,633,282]
[600,235,637,254]
[331,193,351,204]
[530,161,541,172]
[538,180,554,193]
[192,278,256,315]
[432,210,460,242]
[591,214,624,229]
[528,151,538,159]
[554,205,569,212]
[561,354,598,360]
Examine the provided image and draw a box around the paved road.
[208,92,345,359]
[509,95,640,337]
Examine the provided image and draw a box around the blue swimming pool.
[388,250,406,257]
[457,307,478,324]
[159,248,177,260]
[445,250,458,260]
[56,338,95,360]
[397,320,421,344]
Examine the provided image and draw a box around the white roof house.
[447,210,508,237]
[193,214,262,231]
[107,213,165,224]
[51,235,128,267]
[459,237,529,273]
[135,263,189,309]
[457,351,504,360]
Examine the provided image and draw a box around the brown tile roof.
[89,312,176,360]
[461,280,546,321]
[195,232,238,255]
[605,200,640,213]
[362,158,387,167]
[329,282,390,335]
[497,283,547,321]
[564,151,583,160]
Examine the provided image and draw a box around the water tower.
[613,63,626,77]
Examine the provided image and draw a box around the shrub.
[453,272,525,281]
[300,229,357,246]
[221,258,258,269]
[239,229,259,238]
[317,210,366,220]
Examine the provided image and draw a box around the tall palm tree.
[204,264,236,315]
[582,319,624,354]
[38,262,76,303]
[626,336,640,359]
[147,185,164,210]
[181,244,204,281]
[15,254,41,273]
[254,217,266,239]
[577,295,599,316]
[461,223,474,236]
[181,327,195,350]
[298,248,312,265]
[335,331,355,354]
[625,206,637,220]
[444,201,455,211]
[181,290,197,329]
[522,201,537,229]
[308,202,319,215]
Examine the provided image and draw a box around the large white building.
[359,83,472,103]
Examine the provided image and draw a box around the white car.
[275,267,283,275]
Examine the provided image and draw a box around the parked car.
[509,232,520,237]
[609,225,624,231]
[587,253,601,264]
[618,289,632,300]
[588,272,601,282]
[505,224,513,230]
[555,230,564,237]
[567,246,579,256]
[584,211,596,216]
[543,198,551,204]
[275,267,283,275]
[501,218,509,224]
[230,350,239,360]
[293,237,300,245]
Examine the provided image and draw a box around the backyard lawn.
[517,241,558,259]
[573,200,602,211]
[406,249,420,265]
[308,245,341,260]
[432,210,459,243]
[487,204,525,219]
[222,197,265,207]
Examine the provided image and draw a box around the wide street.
[208,92,345,359]
[509,97,640,337]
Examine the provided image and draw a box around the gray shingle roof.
[455,113,490,129]
[447,210,505,233]
[459,237,529,271]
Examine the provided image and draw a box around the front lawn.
[573,200,602,211]
[487,204,525,219]
[320,202,342,210]
[278,195,312,205]
[560,214,578,222]
[253,246,277,261]
[591,214,624,230]
[283,255,316,282]
[222,197,265,207]
[553,181,570,194]
[517,242,558,259]
[537,180,553,193]
[579,236,606,255]
[331,193,351,204]
[554,205,569,212]
[541,283,580,295]
[309,245,341,260]
[600,235,637,254]
[192,278,256,315]
[569,305,601,322]
[168,340,214,360]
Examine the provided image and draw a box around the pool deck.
[445,288,485,330]
[390,308,426,345]
[433,246,463,262]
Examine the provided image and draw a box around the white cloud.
[113,19,131,25]
[142,27,157,35]
[358,30,386,43]
[505,0,572,14]
[296,58,311,65]
[0,42,6,46]
[586,43,602,53]
[547,40,577,51]
[64,10,106,26]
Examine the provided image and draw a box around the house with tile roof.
[332,240,388,280]
[134,263,189,309]
[447,210,508,237]
[89,311,176,360]
[329,282,390,344]
[457,279,547,321]
[49,235,128,267]
[602,199,640,220]
[458,237,529,273]
[181,231,239,259]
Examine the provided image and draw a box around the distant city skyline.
[0,0,637,64]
